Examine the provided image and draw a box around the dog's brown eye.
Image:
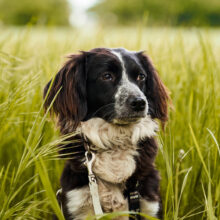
[137,73,146,81]
[102,72,114,81]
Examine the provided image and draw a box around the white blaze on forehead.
[111,50,130,83]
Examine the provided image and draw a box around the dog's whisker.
[91,103,115,118]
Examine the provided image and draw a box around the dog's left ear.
[43,52,87,130]
[137,52,170,125]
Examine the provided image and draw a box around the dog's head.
[44,48,170,130]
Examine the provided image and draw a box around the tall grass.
[0,26,219,219]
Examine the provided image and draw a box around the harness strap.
[128,181,141,220]
[84,151,103,215]
[82,133,103,216]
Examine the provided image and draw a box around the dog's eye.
[101,72,114,81]
[137,73,146,81]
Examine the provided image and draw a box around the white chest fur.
[67,117,159,219]
[79,117,158,183]
[79,117,158,150]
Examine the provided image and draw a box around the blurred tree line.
[0,0,70,26]
[91,0,220,26]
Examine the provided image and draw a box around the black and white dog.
[44,48,170,220]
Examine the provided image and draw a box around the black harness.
[128,181,141,220]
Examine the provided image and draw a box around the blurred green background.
[0,0,70,26]
[0,0,220,27]
[0,0,220,220]
[90,0,220,27]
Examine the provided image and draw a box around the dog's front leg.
[138,169,163,219]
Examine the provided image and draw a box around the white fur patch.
[79,116,158,150]
[78,117,157,183]
[93,150,137,183]
[66,186,94,220]
[140,199,159,218]
[111,51,127,79]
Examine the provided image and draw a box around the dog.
[44,48,170,220]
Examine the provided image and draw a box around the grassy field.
[0,26,219,220]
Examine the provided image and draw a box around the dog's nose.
[128,96,146,111]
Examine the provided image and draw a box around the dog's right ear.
[137,52,171,127]
[43,53,87,129]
